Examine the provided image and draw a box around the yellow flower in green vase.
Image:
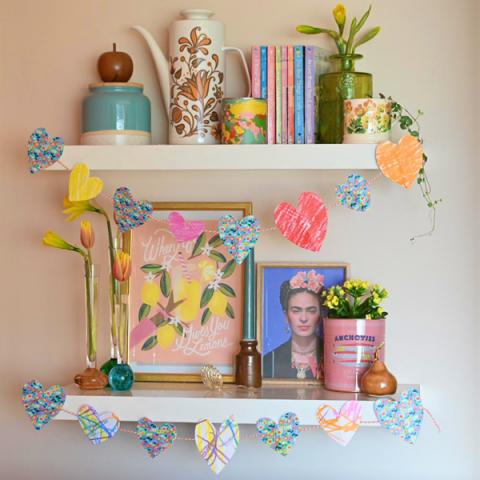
[43,231,81,253]
[63,196,100,221]
[332,3,346,33]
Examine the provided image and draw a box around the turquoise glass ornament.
[109,363,134,391]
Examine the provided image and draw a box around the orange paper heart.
[376,135,424,189]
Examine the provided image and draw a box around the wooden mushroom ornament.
[360,343,397,396]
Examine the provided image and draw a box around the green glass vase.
[317,54,372,144]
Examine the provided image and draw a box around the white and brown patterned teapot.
[133,9,251,145]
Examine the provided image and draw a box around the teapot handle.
[222,46,252,97]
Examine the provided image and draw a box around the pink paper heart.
[168,211,205,242]
[274,192,328,252]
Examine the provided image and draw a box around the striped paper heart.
[78,405,120,445]
[317,401,362,446]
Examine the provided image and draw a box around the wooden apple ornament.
[98,43,133,82]
[360,343,397,396]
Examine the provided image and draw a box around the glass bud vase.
[74,264,108,389]
[317,54,373,144]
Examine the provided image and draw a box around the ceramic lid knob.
[97,43,134,82]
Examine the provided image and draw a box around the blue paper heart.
[374,388,424,444]
[113,187,153,232]
[22,380,65,430]
[28,128,64,174]
[218,215,260,264]
[336,174,371,212]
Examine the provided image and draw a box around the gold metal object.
[201,365,224,390]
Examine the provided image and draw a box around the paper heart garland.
[168,211,205,242]
[376,135,424,189]
[274,192,328,252]
[195,417,240,474]
[28,128,64,174]
[22,380,65,430]
[317,401,362,447]
[256,412,299,456]
[68,163,104,201]
[113,187,153,233]
[78,405,120,445]
[136,417,177,458]
[336,174,371,212]
[218,215,260,264]
[374,388,423,444]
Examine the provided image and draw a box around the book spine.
[281,46,288,144]
[260,46,268,99]
[294,45,304,144]
[267,45,276,144]
[251,46,261,99]
[275,47,282,144]
[304,45,315,144]
[287,46,295,144]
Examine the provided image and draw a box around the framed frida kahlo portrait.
[257,262,349,384]
[124,202,251,382]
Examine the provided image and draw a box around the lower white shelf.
[56,382,418,426]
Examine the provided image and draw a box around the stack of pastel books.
[251,45,332,144]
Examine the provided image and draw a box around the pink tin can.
[323,318,385,392]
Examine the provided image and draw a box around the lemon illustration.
[157,324,176,349]
[198,260,216,282]
[209,290,228,316]
[141,282,161,307]
[175,278,201,323]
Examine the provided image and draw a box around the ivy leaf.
[226,303,235,319]
[208,250,226,263]
[200,287,214,308]
[218,283,236,298]
[190,232,206,258]
[138,303,151,322]
[141,335,158,351]
[208,233,223,248]
[221,259,236,279]
[160,271,171,297]
[141,264,163,274]
[201,308,212,326]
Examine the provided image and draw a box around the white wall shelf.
[48,144,378,171]
[55,382,417,425]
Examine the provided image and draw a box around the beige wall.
[1,0,478,478]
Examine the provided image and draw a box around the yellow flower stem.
[84,257,96,366]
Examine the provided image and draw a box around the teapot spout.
[132,25,170,114]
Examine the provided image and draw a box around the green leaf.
[208,250,227,263]
[354,5,372,34]
[138,303,151,322]
[141,335,158,351]
[400,116,413,127]
[354,26,381,49]
[201,308,212,326]
[409,130,419,137]
[190,232,206,258]
[208,233,223,248]
[200,287,214,308]
[173,323,184,336]
[221,259,236,279]
[218,283,236,298]
[160,271,171,297]
[141,264,163,274]
[226,303,235,319]
[296,25,339,39]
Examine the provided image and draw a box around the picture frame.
[257,262,349,384]
[124,202,252,382]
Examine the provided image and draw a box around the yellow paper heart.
[68,163,103,201]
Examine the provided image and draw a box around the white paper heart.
[317,401,362,446]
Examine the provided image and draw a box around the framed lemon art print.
[124,202,251,382]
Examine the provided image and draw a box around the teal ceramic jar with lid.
[81,82,151,145]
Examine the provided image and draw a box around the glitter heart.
[376,135,424,189]
[317,401,362,447]
[113,187,153,233]
[256,412,299,456]
[28,128,64,174]
[22,380,65,430]
[136,417,177,458]
[78,405,120,445]
[374,388,423,444]
[336,174,371,212]
[195,417,240,474]
[168,211,205,242]
[217,215,260,264]
[68,163,103,201]
[274,192,328,252]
